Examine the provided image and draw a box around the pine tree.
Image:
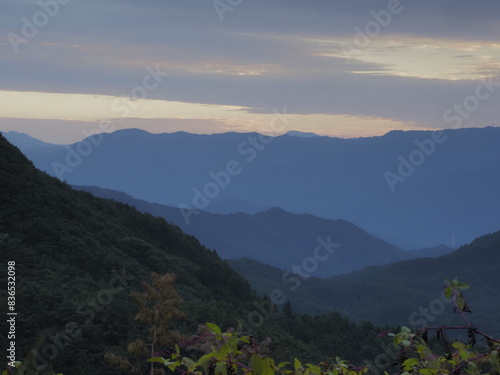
[283,301,294,318]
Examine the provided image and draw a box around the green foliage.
[151,323,369,375]
[149,279,500,375]
[381,280,500,374]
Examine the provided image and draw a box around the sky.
[1,0,500,143]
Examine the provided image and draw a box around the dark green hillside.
[0,135,255,373]
[230,231,500,335]
[0,135,385,374]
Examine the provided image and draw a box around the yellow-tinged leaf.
[206,322,222,336]
[147,357,171,364]
[456,294,466,311]
[444,287,452,299]
[402,357,419,371]
[294,358,302,370]
[182,357,196,369]
[305,364,321,374]
[453,280,470,290]
[195,352,217,367]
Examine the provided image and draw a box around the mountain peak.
[284,130,321,138]
[261,207,291,215]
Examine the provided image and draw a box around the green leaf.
[195,352,218,368]
[182,357,196,369]
[490,349,500,372]
[305,364,321,374]
[451,279,470,290]
[402,358,419,371]
[218,343,230,358]
[206,322,222,336]
[147,357,177,368]
[147,357,168,363]
[456,294,466,311]
[239,336,251,344]
[455,281,470,290]
[467,361,479,372]
[294,358,302,370]
[252,354,275,375]
[215,361,227,375]
[444,287,452,299]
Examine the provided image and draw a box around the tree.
[283,302,294,318]
[105,273,186,375]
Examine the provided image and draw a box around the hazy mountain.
[228,229,500,336]
[7,127,500,249]
[73,185,452,278]
[2,131,58,149]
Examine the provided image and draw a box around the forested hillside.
[230,231,500,336]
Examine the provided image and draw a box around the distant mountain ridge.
[5,127,500,249]
[73,185,454,278]
[1,131,58,149]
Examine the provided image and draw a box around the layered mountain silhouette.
[229,228,500,336]
[72,185,454,278]
[0,134,390,373]
[4,127,500,249]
